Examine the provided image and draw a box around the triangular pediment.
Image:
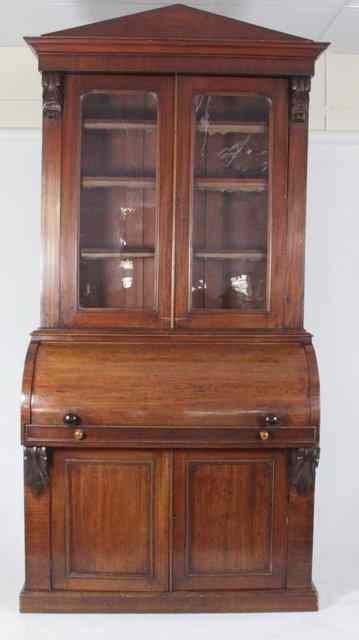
[44,3,311,43]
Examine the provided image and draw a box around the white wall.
[0,49,358,622]
[309,54,359,131]
[306,133,359,602]
[0,48,41,127]
[0,130,41,602]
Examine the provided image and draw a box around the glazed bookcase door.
[175,76,288,329]
[61,75,174,328]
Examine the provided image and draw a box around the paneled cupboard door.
[175,77,288,329]
[61,75,174,328]
[51,449,170,591]
[174,450,287,590]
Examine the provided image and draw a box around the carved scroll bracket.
[290,77,311,123]
[42,72,64,119]
[290,447,320,496]
[24,446,50,496]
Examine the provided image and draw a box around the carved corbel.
[42,72,64,119]
[290,447,320,495]
[290,77,311,123]
[24,447,50,495]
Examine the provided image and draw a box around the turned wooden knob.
[63,413,81,426]
[259,430,270,441]
[74,429,85,441]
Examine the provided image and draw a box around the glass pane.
[79,92,158,309]
[191,94,270,311]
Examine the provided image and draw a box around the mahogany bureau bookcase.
[20,4,328,613]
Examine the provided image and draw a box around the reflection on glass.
[191,94,270,311]
[79,92,158,309]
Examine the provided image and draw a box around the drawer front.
[23,425,317,448]
[27,341,318,427]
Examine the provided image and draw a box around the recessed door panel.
[52,449,170,591]
[174,450,287,590]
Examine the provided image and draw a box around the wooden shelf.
[81,248,155,260]
[82,176,156,189]
[194,177,267,192]
[197,121,266,135]
[84,119,157,131]
[194,250,266,260]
